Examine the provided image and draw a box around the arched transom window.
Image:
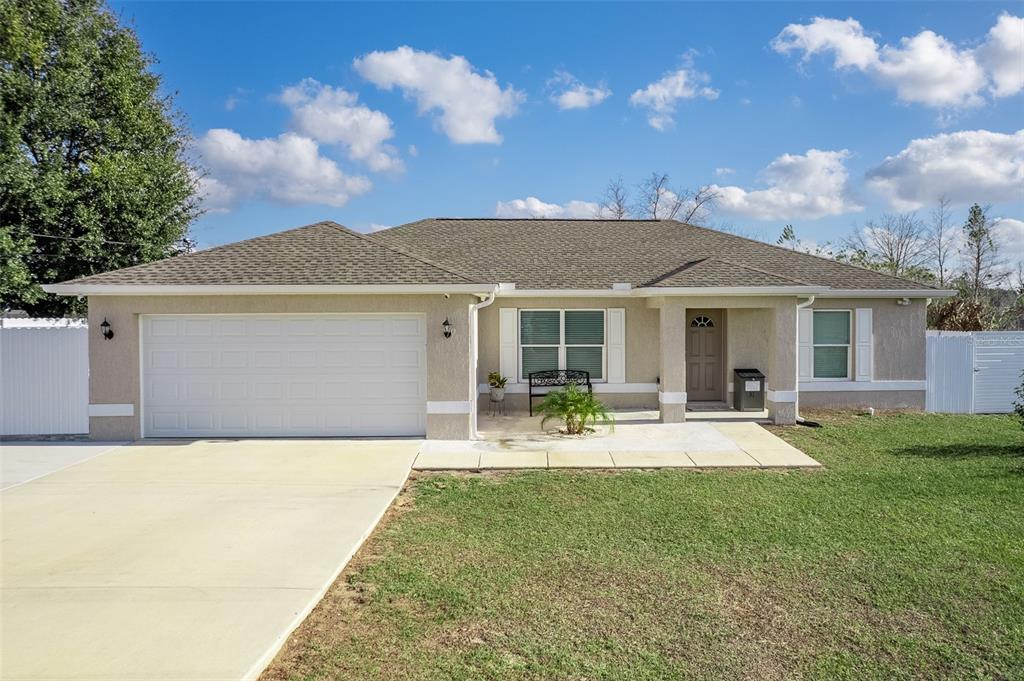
[690,315,714,328]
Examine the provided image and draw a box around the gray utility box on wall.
[733,368,765,411]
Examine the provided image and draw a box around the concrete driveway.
[0,439,419,681]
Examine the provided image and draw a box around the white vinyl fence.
[0,319,89,436]
[926,330,1024,414]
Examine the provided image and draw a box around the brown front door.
[686,310,723,402]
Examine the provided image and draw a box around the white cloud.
[977,14,1024,97]
[224,88,249,112]
[407,144,418,157]
[196,129,371,210]
[992,217,1024,267]
[353,46,524,144]
[629,61,719,131]
[366,223,391,233]
[279,78,403,173]
[548,70,611,110]
[865,129,1024,210]
[714,167,735,176]
[711,149,863,220]
[495,197,599,219]
[772,14,1023,109]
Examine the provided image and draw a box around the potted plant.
[487,371,508,401]
[536,384,614,435]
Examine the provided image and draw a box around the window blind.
[564,310,604,345]
[520,311,560,344]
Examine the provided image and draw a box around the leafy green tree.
[1,0,200,316]
[961,203,1003,302]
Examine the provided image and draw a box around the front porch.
[476,297,801,427]
[414,410,820,470]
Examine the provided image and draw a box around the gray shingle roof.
[57,217,941,291]
[374,218,939,290]
[643,257,814,288]
[58,221,475,286]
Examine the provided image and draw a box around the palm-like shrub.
[536,385,614,435]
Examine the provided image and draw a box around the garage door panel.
[182,350,213,369]
[142,314,427,437]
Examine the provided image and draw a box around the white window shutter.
[855,308,873,381]
[798,308,813,381]
[499,308,518,382]
[607,308,626,383]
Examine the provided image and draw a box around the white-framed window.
[518,309,606,382]
[812,310,851,379]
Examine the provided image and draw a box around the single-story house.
[44,219,954,440]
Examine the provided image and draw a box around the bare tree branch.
[845,212,930,278]
[928,195,955,287]
[634,172,682,219]
[679,185,719,225]
[598,177,629,219]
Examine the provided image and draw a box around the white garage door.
[141,314,427,437]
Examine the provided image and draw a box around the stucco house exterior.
[44,219,954,441]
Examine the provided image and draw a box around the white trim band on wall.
[767,390,798,403]
[658,391,687,404]
[477,382,659,395]
[799,380,926,392]
[88,403,134,417]
[426,401,473,415]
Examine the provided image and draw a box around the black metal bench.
[528,369,592,416]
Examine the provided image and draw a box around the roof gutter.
[815,288,956,299]
[41,283,498,296]
[794,296,816,426]
[469,285,502,440]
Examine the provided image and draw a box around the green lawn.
[264,413,1024,681]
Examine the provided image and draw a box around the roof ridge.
[427,217,669,222]
[640,258,709,287]
[321,221,477,284]
[670,220,940,290]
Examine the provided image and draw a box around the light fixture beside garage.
[442,317,454,339]
[100,318,114,340]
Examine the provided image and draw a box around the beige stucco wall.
[725,307,773,394]
[476,297,662,414]
[476,297,660,384]
[86,294,477,440]
[478,295,802,424]
[800,390,925,410]
[796,297,926,412]
[810,298,926,381]
[86,293,928,441]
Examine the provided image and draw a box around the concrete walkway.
[415,415,820,470]
[0,441,124,490]
[0,439,419,681]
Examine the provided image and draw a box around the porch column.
[767,301,797,424]
[659,300,687,423]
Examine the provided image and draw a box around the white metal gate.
[926,330,1024,414]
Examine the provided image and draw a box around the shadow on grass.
[893,443,1024,461]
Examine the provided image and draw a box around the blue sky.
[112,1,1023,257]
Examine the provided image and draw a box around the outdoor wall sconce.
[100,318,114,340]
[442,318,453,339]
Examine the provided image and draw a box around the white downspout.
[470,286,499,439]
[795,295,815,423]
